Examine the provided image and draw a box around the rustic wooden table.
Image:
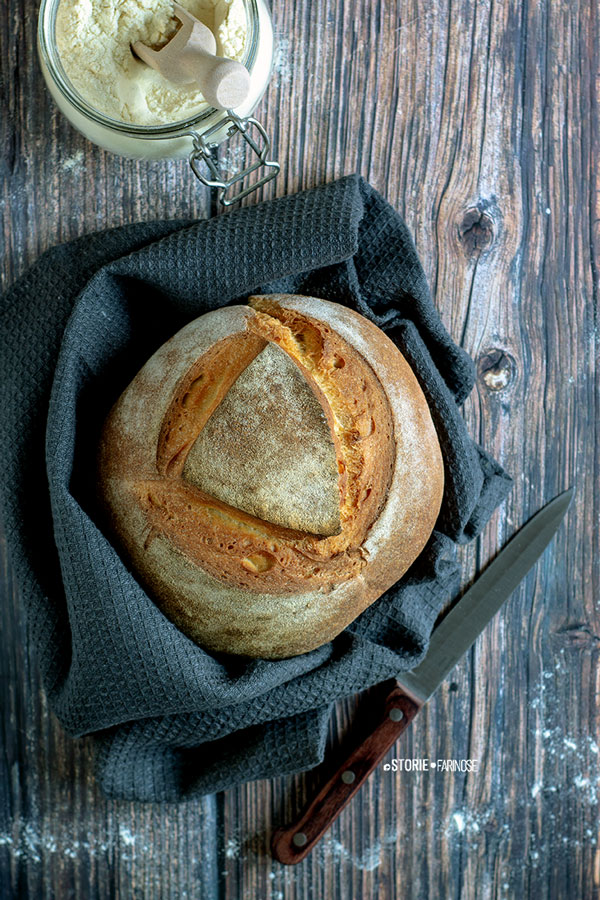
[1,0,598,897]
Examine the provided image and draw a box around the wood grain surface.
[1,0,598,898]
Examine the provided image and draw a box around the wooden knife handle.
[270,681,423,864]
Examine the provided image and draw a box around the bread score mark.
[140,479,366,594]
[246,298,395,546]
[156,331,267,478]
[138,301,396,595]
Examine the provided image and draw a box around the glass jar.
[37,0,279,205]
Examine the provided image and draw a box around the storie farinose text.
[383,759,479,772]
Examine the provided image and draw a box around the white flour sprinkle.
[119,826,136,846]
[224,836,241,859]
[442,650,599,892]
[444,809,487,840]
[61,150,84,172]
[321,838,383,871]
[319,829,398,871]
[217,143,247,177]
[271,36,292,86]
[452,812,466,832]
[0,824,113,864]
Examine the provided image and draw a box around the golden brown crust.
[97,295,444,659]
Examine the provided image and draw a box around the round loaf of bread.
[97,294,444,659]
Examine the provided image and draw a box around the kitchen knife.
[271,489,573,864]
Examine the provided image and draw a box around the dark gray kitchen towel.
[0,174,511,801]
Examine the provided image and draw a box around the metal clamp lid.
[189,111,279,206]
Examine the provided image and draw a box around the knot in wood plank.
[458,207,495,255]
[477,349,516,391]
[551,623,600,650]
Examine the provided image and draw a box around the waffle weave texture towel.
[0,175,512,801]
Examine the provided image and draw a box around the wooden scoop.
[132,2,251,110]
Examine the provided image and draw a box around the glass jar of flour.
[37,0,279,205]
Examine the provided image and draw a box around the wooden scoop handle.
[180,52,251,110]
[133,2,250,110]
[270,681,423,865]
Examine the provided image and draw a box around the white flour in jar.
[55,0,247,125]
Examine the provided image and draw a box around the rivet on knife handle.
[270,681,423,864]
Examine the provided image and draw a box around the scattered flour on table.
[0,805,154,867]
[271,35,292,87]
[442,649,599,896]
[224,836,241,858]
[119,826,136,846]
[219,826,399,885]
[0,823,114,865]
[61,149,84,172]
[216,143,247,176]
[55,0,247,125]
[319,838,385,871]
[317,828,398,872]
